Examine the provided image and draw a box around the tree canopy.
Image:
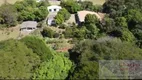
[14,0,49,22]
[68,38,142,79]
[0,4,17,27]
[33,52,72,79]
[0,39,40,79]
[21,36,53,61]
[60,0,81,13]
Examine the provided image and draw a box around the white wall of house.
[47,5,62,13]
[48,18,55,26]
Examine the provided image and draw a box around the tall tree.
[55,14,64,25]
[0,39,40,79]
[33,52,72,79]
[61,0,81,13]
[68,39,142,79]
[0,4,17,27]
[21,36,53,61]
[58,8,71,20]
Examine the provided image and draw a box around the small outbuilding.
[20,21,37,32]
[47,5,62,13]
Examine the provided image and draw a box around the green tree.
[34,6,48,21]
[84,14,100,38]
[58,8,71,20]
[101,17,116,33]
[80,1,94,11]
[85,14,99,24]
[36,0,49,7]
[24,0,36,8]
[103,0,125,18]
[115,17,128,28]
[21,36,53,61]
[18,8,35,21]
[15,0,48,22]
[41,27,55,38]
[33,52,72,79]
[64,27,73,38]
[55,14,64,25]
[68,39,142,79]
[0,4,17,27]
[120,29,135,42]
[61,0,81,13]
[0,39,40,79]
[85,24,100,39]
[73,27,87,40]
[14,1,25,12]
[125,9,142,29]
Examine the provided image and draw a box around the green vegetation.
[1,0,142,79]
[0,4,18,27]
[0,36,72,79]
[102,0,142,45]
[55,8,71,25]
[80,1,102,11]
[21,36,53,61]
[68,39,142,79]
[41,27,55,38]
[63,26,87,40]
[15,0,49,22]
[0,39,40,79]
[86,0,105,5]
[60,0,81,13]
[33,52,72,79]
[0,0,49,27]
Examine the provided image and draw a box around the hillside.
[0,0,22,6]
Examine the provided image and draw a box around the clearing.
[0,25,20,41]
[0,0,22,6]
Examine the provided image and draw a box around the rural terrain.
[0,0,142,80]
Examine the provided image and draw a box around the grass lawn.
[0,0,22,6]
[0,25,20,41]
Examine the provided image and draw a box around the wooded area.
[0,0,142,79]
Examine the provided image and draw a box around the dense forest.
[0,0,142,79]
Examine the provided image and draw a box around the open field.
[0,0,22,6]
[87,0,106,5]
[0,25,20,41]
[49,1,60,5]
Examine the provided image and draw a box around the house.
[47,5,62,25]
[77,10,105,24]
[47,5,62,13]
[47,15,56,26]
[20,21,37,32]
